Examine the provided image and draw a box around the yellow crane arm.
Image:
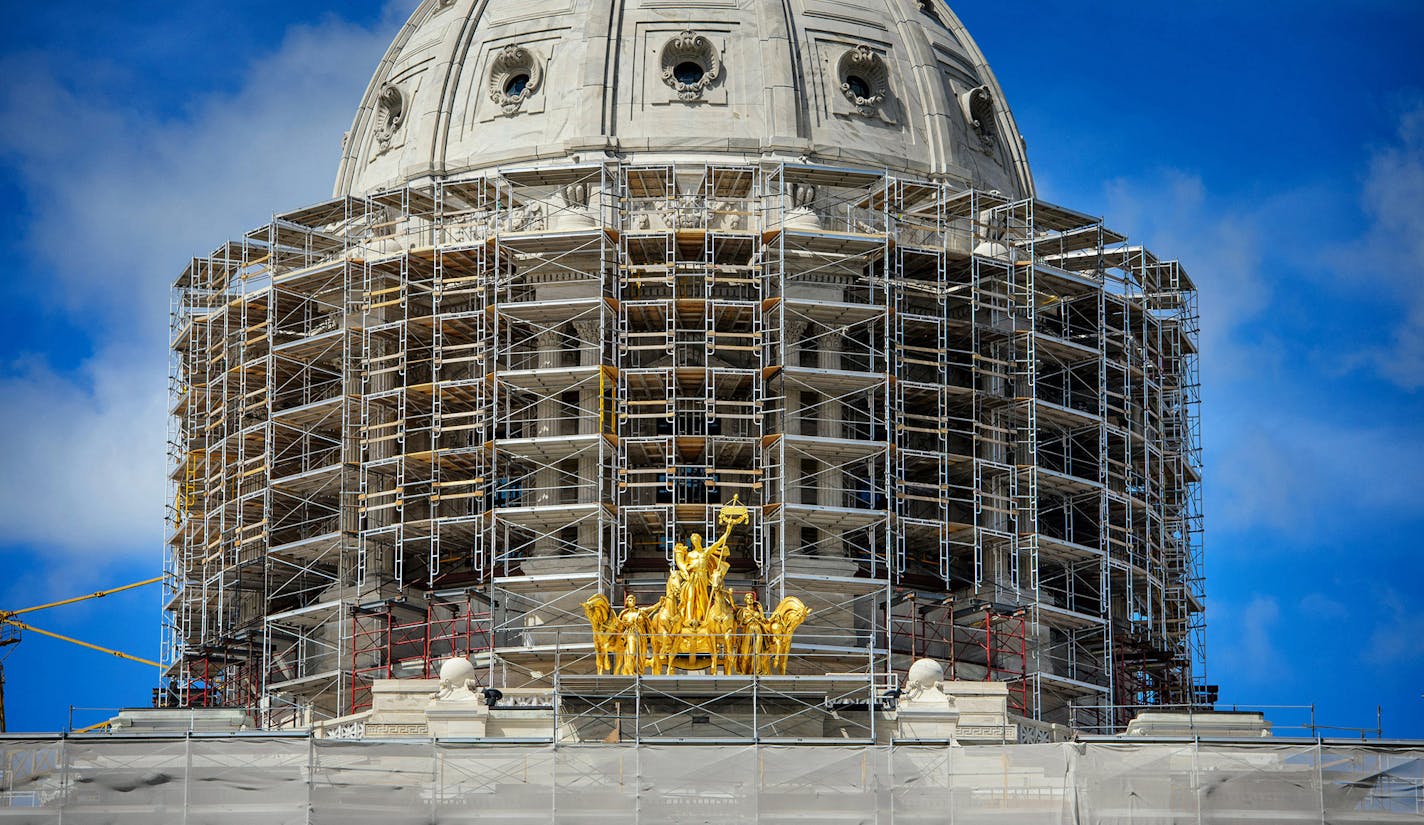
[71,719,114,734]
[1,619,162,669]
[5,575,165,618]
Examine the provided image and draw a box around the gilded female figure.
[616,594,650,675]
[735,592,769,675]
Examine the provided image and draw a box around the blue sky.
[1,1,1421,736]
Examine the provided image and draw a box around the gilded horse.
[646,594,683,674]
[581,594,619,674]
[767,597,811,675]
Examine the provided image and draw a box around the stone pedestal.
[547,207,598,232]
[364,679,437,738]
[896,700,960,741]
[782,206,822,231]
[942,680,1018,743]
[426,700,491,739]
[894,658,960,742]
[426,657,493,738]
[1125,711,1272,738]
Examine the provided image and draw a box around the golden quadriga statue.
[582,496,810,675]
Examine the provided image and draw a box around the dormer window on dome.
[660,31,721,102]
[838,45,889,116]
[488,45,543,114]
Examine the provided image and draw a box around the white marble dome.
[334,0,1034,197]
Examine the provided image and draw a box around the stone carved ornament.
[373,83,406,153]
[783,182,820,230]
[561,182,590,209]
[432,657,482,702]
[788,183,816,210]
[902,657,949,705]
[959,84,997,151]
[488,45,543,114]
[660,30,722,101]
[838,45,889,115]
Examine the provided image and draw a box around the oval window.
[845,75,871,100]
[674,61,706,86]
[504,73,531,97]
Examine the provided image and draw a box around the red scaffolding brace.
[972,606,1028,717]
[1113,633,1184,726]
[888,591,956,663]
[889,592,1028,717]
[349,592,493,715]
[171,643,262,711]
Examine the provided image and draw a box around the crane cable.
[4,575,164,618]
[0,619,162,668]
[0,575,166,669]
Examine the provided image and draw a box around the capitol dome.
[334,0,1033,197]
[166,0,1202,733]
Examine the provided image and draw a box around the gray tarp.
[2,736,1421,823]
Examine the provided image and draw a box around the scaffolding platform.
[556,673,888,744]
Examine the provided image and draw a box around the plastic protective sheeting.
[2,737,1421,823]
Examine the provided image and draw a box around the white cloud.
[1212,594,1288,686]
[1211,414,1424,538]
[1365,587,1424,666]
[0,3,416,561]
[1362,104,1424,261]
[1095,160,1424,540]
[0,347,165,554]
[0,3,414,335]
[1101,171,1269,376]
[1357,103,1424,388]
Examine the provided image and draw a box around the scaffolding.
[887,593,1027,716]
[167,160,1203,730]
[350,591,493,714]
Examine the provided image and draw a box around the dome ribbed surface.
[335,0,1033,196]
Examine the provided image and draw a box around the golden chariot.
[582,496,810,675]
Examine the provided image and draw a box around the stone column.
[783,320,807,436]
[532,330,561,553]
